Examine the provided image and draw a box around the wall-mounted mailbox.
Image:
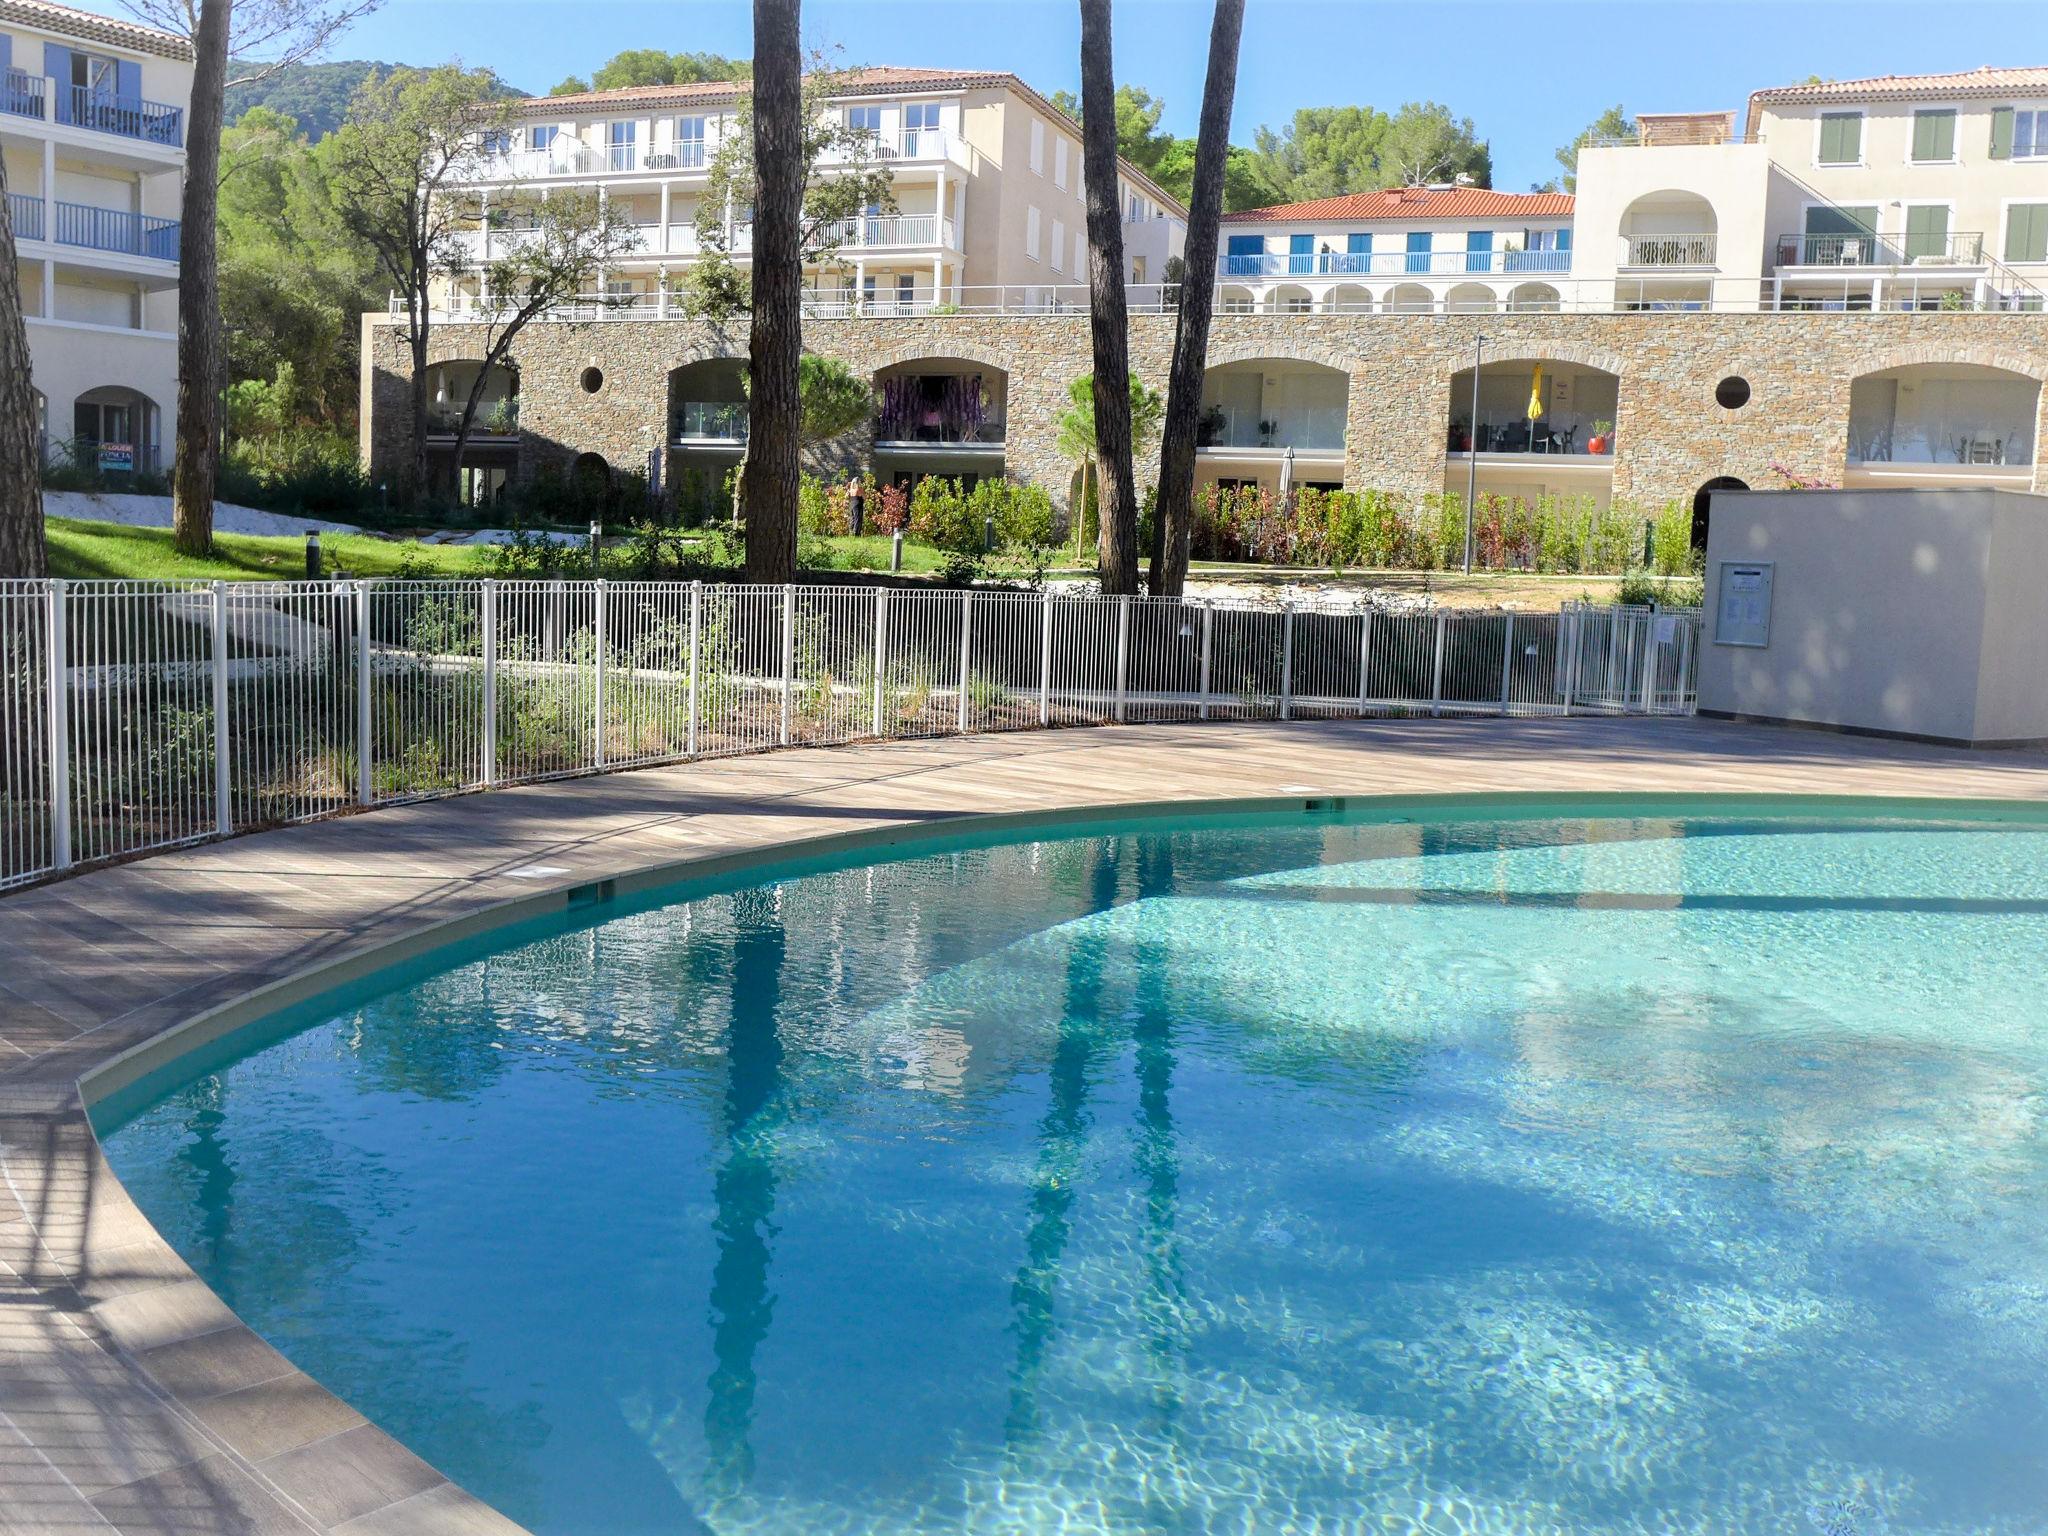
[1714,561,1773,648]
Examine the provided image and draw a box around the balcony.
[7,191,42,242]
[674,401,749,443]
[1217,247,1571,279]
[821,214,959,251]
[56,83,183,146]
[425,399,519,437]
[875,374,1004,446]
[1196,404,1346,453]
[50,200,179,260]
[3,68,46,121]
[1776,231,1985,269]
[1619,232,1717,269]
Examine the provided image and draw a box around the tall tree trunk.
[173,0,232,556]
[1149,0,1244,598]
[1077,0,1138,595]
[0,150,45,578]
[740,0,803,584]
[407,266,430,504]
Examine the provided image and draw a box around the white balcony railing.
[820,214,958,251]
[1218,249,1573,280]
[1619,233,1718,269]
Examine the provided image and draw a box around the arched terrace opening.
[70,385,162,476]
[1323,284,1372,313]
[872,355,1007,488]
[1445,356,1621,511]
[1444,282,1498,314]
[1618,191,1719,268]
[1215,285,1256,314]
[1507,281,1562,312]
[1846,362,2040,485]
[1196,356,1349,499]
[1265,284,1314,314]
[425,361,520,437]
[666,358,749,523]
[1383,282,1434,313]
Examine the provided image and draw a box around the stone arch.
[861,336,1020,375]
[873,354,1009,447]
[668,358,749,444]
[1445,354,1621,456]
[1199,355,1350,454]
[1439,339,1630,388]
[1850,344,2048,382]
[1324,284,1372,313]
[1692,476,1746,553]
[1203,336,1361,374]
[1846,359,2040,467]
[1507,281,1562,312]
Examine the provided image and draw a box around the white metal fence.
[0,580,1698,891]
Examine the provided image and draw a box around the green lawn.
[48,518,493,582]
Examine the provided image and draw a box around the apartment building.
[366,64,2047,525]
[1,0,187,475]
[422,67,1188,499]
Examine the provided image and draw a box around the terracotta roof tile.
[0,0,191,61]
[1223,187,1574,225]
[1745,65,2048,137]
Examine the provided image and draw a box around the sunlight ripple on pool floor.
[100,813,2048,1535]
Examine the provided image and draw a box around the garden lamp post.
[1464,334,1486,574]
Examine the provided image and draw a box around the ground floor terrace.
[6,715,2048,1532]
[363,311,2048,520]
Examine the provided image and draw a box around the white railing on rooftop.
[407,275,2048,324]
[0,581,1696,890]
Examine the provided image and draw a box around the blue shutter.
[116,59,140,101]
[1466,230,1494,273]
[1288,233,1312,275]
[1225,234,1263,276]
[1405,231,1431,273]
[44,44,73,124]
[1,36,12,73]
[1346,232,1370,274]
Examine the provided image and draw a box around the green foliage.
[1546,104,1634,194]
[795,354,877,448]
[552,49,748,97]
[218,107,383,425]
[1245,101,1493,203]
[226,60,401,142]
[219,427,370,517]
[904,476,1060,583]
[1649,500,1699,577]
[1055,373,1166,466]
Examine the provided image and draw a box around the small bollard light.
[983,515,996,553]
[890,527,904,573]
[378,482,388,519]
[848,482,866,538]
[305,530,322,579]
[589,519,603,572]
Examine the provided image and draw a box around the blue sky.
[149,0,2048,190]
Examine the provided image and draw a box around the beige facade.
[1,0,188,474]
[438,68,1188,318]
[362,309,2048,521]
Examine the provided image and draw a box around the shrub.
[1650,500,1699,576]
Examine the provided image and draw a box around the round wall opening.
[580,367,605,394]
[1715,376,1751,410]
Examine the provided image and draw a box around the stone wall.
[362,310,2048,509]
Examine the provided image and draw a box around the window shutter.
[116,59,139,100]
[1912,109,1955,161]
[0,36,11,73]
[1990,106,2015,159]
[1819,113,1859,164]
[1905,204,1949,258]
[2007,204,2048,264]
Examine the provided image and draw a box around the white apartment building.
[427,67,1186,496]
[1,0,187,475]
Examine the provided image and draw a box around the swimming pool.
[98,803,2048,1535]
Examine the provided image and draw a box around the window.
[608,119,637,172]
[1025,205,1041,261]
[676,115,706,168]
[1465,229,1494,273]
[903,102,940,154]
[896,273,915,310]
[1904,203,1952,260]
[1225,233,1264,276]
[861,274,877,307]
[1051,218,1066,272]
[1030,119,1044,173]
[2006,203,2048,264]
[1910,108,1956,162]
[1405,231,1432,273]
[1074,231,1085,276]
[1054,138,1069,189]
[1132,255,1146,284]
[1994,107,2046,160]
[1798,204,1879,263]
[1343,232,1371,273]
[1817,111,1862,165]
[481,129,511,157]
[529,125,558,153]
[845,104,881,136]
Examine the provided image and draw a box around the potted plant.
[1587,419,1614,455]
[1259,419,1277,447]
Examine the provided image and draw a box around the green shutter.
[1818,113,1860,164]
[1912,109,1956,161]
[1905,204,1950,259]
[2007,204,2048,265]
[1990,106,2015,159]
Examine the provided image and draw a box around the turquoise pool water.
[99,807,2048,1535]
